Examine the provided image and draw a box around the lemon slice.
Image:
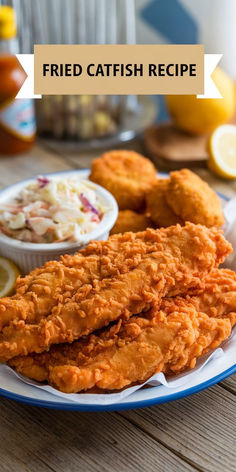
[208,124,236,179]
[0,257,20,298]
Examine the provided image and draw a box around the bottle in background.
[0,6,36,155]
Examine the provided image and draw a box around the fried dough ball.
[110,210,153,235]
[90,150,157,210]
[146,179,183,228]
[166,169,225,227]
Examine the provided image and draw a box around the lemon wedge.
[208,124,236,179]
[0,257,20,298]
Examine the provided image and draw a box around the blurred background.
[0,0,236,176]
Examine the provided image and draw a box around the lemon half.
[208,124,236,179]
[0,257,20,297]
[166,67,235,135]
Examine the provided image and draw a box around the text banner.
[35,44,204,96]
[15,45,223,99]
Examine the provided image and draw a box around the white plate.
[0,170,234,411]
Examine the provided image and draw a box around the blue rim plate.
[0,363,235,411]
[0,169,233,411]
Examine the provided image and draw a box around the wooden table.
[0,140,235,472]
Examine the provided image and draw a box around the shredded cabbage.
[0,176,107,243]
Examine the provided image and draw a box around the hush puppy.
[110,210,153,235]
[166,169,225,227]
[146,179,183,227]
[90,150,157,210]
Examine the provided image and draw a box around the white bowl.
[0,170,118,274]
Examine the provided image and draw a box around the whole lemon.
[166,67,235,135]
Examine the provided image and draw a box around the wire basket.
[1,0,157,149]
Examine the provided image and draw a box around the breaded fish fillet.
[0,224,231,362]
[190,268,236,317]
[9,270,236,392]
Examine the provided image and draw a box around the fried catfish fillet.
[0,224,231,362]
[9,269,236,392]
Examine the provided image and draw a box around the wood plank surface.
[221,373,236,394]
[0,398,198,472]
[121,385,236,472]
[0,144,72,188]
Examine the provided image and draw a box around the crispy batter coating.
[146,179,183,227]
[0,224,231,362]
[90,150,157,211]
[9,269,236,392]
[190,268,236,317]
[110,210,153,235]
[166,169,225,227]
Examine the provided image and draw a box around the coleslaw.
[0,176,107,243]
